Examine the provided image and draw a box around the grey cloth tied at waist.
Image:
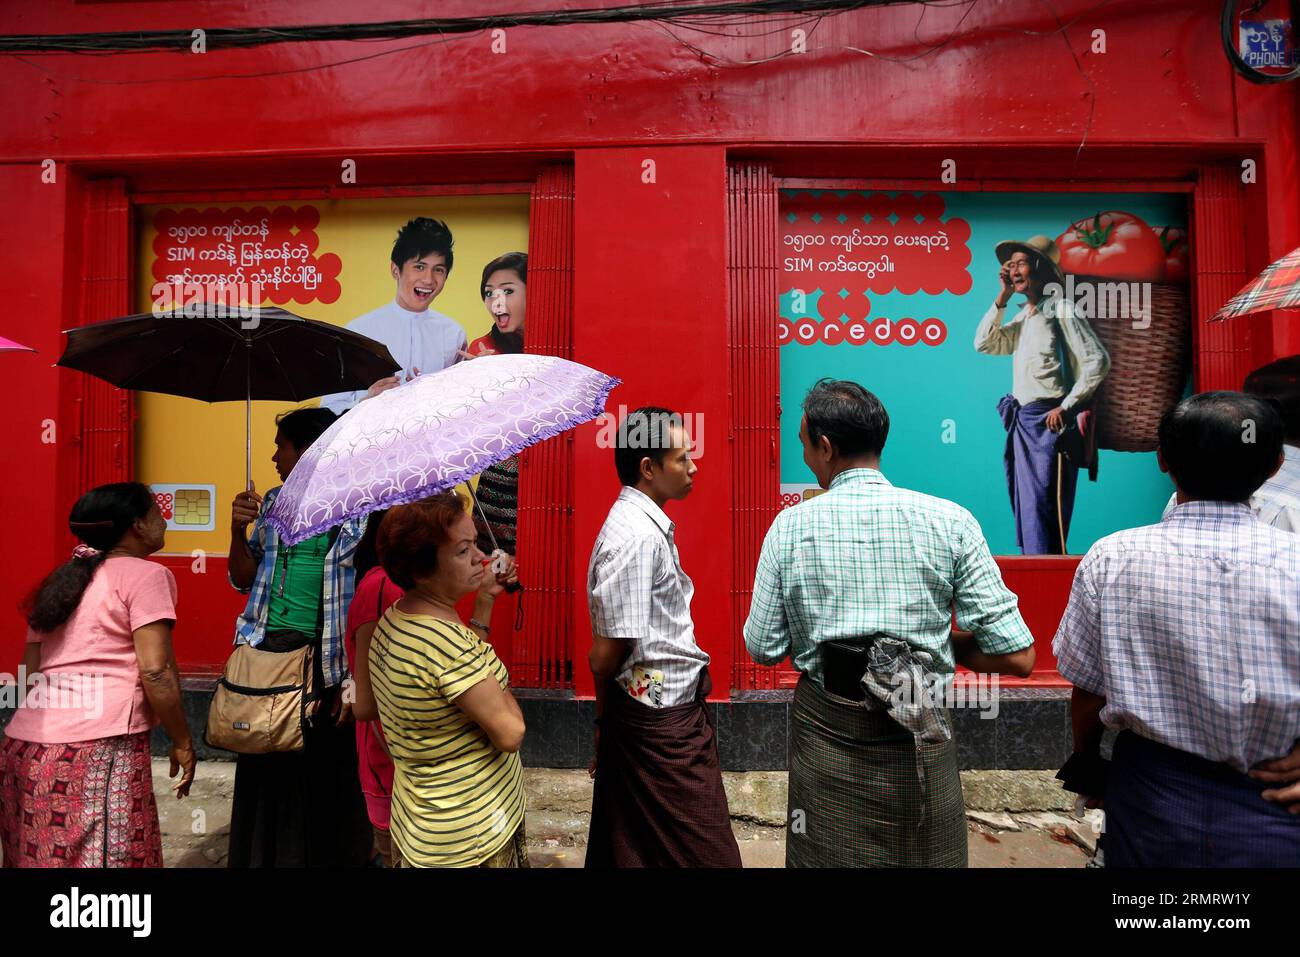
[859,636,953,743]
[858,635,953,830]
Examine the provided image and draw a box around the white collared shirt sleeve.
[974,303,1018,356]
[1056,301,1111,412]
[1269,504,1300,534]
[743,521,790,666]
[1252,449,1300,533]
[452,326,468,365]
[320,389,363,415]
[320,307,392,413]
[1051,549,1106,696]
[588,534,661,641]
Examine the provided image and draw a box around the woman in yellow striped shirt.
[370,492,527,868]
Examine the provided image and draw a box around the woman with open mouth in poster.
[466,252,527,559]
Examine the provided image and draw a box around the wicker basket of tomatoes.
[1056,212,1191,453]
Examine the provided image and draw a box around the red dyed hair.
[376,491,467,590]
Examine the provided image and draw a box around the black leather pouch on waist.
[1056,750,1110,798]
[823,639,872,701]
[261,628,315,653]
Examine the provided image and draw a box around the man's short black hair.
[392,217,454,274]
[614,406,686,487]
[802,378,890,458]
[1243,355,1300,444]
[276,407,337,453]
[1158,391,1283,502]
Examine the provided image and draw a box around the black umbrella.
[57,305,399,487]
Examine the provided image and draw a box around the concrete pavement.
[155,760,1089,868]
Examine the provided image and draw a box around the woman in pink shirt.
[0,482,196,867]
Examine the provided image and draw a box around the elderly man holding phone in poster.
[974,235,1110,555]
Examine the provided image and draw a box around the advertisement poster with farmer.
[778,191,1191,555]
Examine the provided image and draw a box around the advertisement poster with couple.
[136,195,531,563]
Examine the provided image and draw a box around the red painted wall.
[0,167,72,635]
[571,147,733,696]
[3,0,1299,692]
[0,1,1292,158]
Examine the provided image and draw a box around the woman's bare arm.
[454,678,525,754]
[134,620,196,797]
[352,621,380,722]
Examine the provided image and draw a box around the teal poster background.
[778,190,1190,555]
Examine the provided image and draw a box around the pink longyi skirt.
[0,731,163,868]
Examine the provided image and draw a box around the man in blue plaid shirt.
[1055,391,1300,866]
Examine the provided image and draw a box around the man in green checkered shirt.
[744,379,1036,867]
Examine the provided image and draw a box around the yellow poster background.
[135,194,530,555]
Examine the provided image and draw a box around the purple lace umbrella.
[265,353,620,546]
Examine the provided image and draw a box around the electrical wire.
[0,0,913,54]
[646,12,828,66]
[13,33,470,85]
[841,0,977,64]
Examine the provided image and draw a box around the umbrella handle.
[245,340,253,492]
[245,392,253,488]
[470,482,523,593]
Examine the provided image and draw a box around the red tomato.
[1155,225,1189,283]
[1055,211,1166,281]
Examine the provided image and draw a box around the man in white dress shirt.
[584,407,740,868]
[321,217,467,415]
[975,234,1110,554]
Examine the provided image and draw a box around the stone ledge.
[1,685,1073,771]
[959,770,1076,812]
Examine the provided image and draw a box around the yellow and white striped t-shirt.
[368,605,525,867]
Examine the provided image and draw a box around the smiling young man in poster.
[974,235,1111,555]
[321,217,467,415]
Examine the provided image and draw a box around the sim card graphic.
[150,484,217,532]
[779,483,826,511]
